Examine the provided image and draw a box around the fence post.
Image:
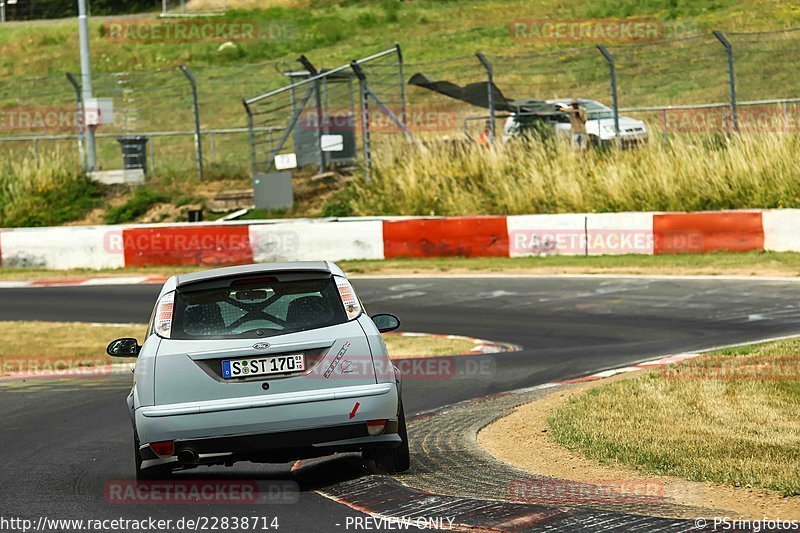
[65,72,86,171]
[713,30,738,134]
[77,0,97,171]
[243,99,257,175]
[396,43,407,126]
[596,45,620,143]
[476,52,496,141]
[783,101,789,134]
[351,61,372,182]
[178,65,204,180]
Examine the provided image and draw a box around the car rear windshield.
[171,275,347,340]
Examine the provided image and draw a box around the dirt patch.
[139,202,197,224]
[477,373,800,520]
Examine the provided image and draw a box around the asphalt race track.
[3,276,800,531]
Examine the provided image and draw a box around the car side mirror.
[371,313,400,333]
[107,338,141,358]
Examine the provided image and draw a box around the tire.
[367,401,410,474]
[134,430,172,482]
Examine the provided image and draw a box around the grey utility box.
[253,172,294,210]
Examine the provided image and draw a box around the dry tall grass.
[351,134,800,215]
[0,150,97,227]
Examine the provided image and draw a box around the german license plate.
[222,354,305,379]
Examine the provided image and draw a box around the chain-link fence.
[3,27,800,180]
[243,46,410,181]
[159,0,226,17]
[0,59,288,177]
[0,0,154,22]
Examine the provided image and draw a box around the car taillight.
[149,440,174,457]
[367,420,388,436]
[335,277,362,321]
[155,291,174,338]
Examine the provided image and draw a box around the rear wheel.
[134,431,172,482]
[367,401,410,474]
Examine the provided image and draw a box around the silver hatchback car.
[107,261,409,480]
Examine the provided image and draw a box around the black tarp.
[407,73,563,116]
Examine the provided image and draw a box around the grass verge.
[341,252,800,277]
[381,333,476,359]
[1,252,800,280]
[0,321,477,376]
[0,150,100,227]
[4,1,796,76]
[548,339,800,496]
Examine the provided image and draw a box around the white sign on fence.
[321,134,344,152]
[274,153,298,170]
[84,98,114,126]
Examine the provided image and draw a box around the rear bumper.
[135,382,399,453]
[140,421,401,467]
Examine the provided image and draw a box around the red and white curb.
[0,209,798,270]
[557,352,701,384]
[0,276,168,289]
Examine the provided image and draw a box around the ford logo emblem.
[253,342,270,350]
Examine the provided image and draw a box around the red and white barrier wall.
[0,209,797,270]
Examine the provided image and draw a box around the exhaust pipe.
[177,449,199,465]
